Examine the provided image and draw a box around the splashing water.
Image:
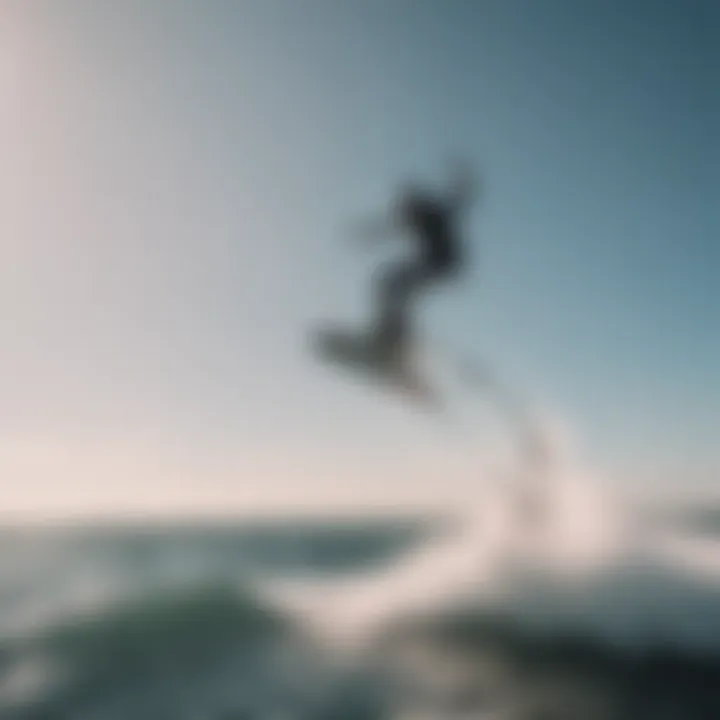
[264,401,720,660]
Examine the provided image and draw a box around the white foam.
[267,411,720,656]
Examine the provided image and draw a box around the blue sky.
[0,1,717,515]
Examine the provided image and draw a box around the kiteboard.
[312,327,441,410]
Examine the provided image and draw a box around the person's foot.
[372,329,409,370]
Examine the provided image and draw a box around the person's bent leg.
[373,262,430,352]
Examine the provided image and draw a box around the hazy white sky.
[1,1,717,518]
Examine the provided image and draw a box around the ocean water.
[0,486,719,720]
[0,518,437,720]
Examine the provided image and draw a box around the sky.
[0,0,717,518]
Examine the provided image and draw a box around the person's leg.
[372,260,432,352]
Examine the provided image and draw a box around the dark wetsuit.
[374,191,462,348]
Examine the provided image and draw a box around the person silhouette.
[356,162,479,362]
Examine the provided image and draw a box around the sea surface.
[0,493,719,720]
